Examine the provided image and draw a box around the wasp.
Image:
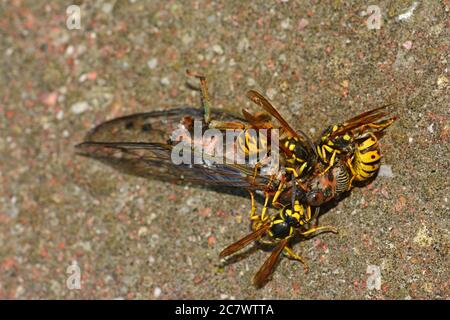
[297,106,397,207]
[220,193,337,288]
[316,105,397,179]
[244,90,317,181]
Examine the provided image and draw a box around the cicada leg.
[184,74,261,128]
[186,69,212,124]
[251,162,262,186]
[207,120,248,130]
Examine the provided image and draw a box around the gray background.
[0,0,448,299]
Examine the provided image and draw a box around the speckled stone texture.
[0,1,448,299]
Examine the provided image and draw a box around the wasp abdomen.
[335,162,351,195]
[236,130,268,158]
[351,134,382,182]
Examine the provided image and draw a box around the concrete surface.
[0,0,448,299]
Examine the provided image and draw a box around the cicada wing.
[75,141,272,189]
[83,107,247,144]
[76,107,277,188]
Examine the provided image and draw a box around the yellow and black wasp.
[298,106,398,207]
[219,192,337,288]
[317,105,397,181]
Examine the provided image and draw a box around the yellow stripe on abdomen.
[352,136,382,182]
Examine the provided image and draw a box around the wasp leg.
[260,191,271,222]
[258,237,275,246]
[186,70,211,124]
[346,157,357,190]
[249,191,257,219]
[250,191,272,231]
[271,179,286,209]
[296,162,308,178]
[285,167,299,178]
[284,246,309,273]
[300,225,338,236]
[250,195,271,226]
[319,149,338,176]
[259,172,279,220]
[363,117,397,132]
[271,167,298,208]
[253,162,284,210]
[311,207,320,228]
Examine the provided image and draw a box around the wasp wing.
[253,238,289,288]
[246,90,299,138]
[219,223,271,258]
[330,104,396,139]
[246,90,317,158]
